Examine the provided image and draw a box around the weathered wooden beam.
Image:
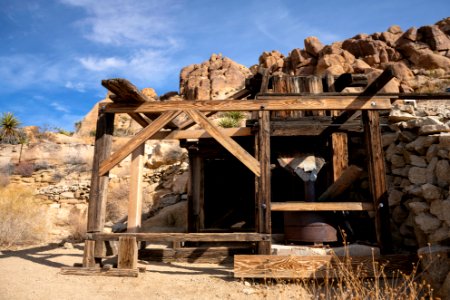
[256,110,271,254]
[270,202,374,211]
[118,236,138,269]
[188,154,204,232]
[89,232,271,242]
[234,255,332,279]
[105,97,392,113]
[149,127,252,140]
[331,132,348,181]
[138,246,253,263]
[87,109,114,233]
[82,240,96,268]
[363,110,392,253]
[127,144,144,233]
[127,113,150,127]
[99,110,181,176]
[60,267,139,277]
[318,165,363,201]
[185,109,261,177]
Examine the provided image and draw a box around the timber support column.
[84,105,114,266]
[363,110,392,254]
[188,151,205,233]
[256,110,271,254]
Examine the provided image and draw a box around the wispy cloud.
[50,101,70,113]
[59,0,181,48]
[79,56,127,71]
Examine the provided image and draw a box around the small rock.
[430,199,450,225]
[426,144,439,162]
[63,242,74,249]
[436,160,450,188]
[382,133,398,148]
[414,212,441,233]
[388,189,403,206]
[390,154,406,168]
[408,201,430,214]
[409,155,427,167]
[421,183,443,201]
[408,167,428,184]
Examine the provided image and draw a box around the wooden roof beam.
[184,109,261,177]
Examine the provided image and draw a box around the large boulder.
[304,36,324,57]
[417,25,450,51]
[179,54,251,100]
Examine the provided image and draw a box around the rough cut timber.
[318,165,363,201]
[270,202,374,211]
[60,267,139,277]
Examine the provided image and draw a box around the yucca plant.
[218,111,246,128]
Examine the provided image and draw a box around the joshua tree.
[0,112,28,162]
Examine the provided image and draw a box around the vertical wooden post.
[82,240,96,267]
[188,154,204,233]
[118,236,138,269]
[127,143,145,233]
[87,107,114,233]
[85,106,114,261]
[256,110,271,254]
[331,132,348,181]
[363,110,392,253]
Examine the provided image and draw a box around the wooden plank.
[270,202,374,211]
[99,110,181,176]
[87,109,114,233]
[128,113,149,127]
[118,236,138,269]
[234,254,415,279]
[331,132,348,181]
[256,110,271,254]
[188,154,204,232]
[234,255,332,279]
[318,165,363,201]
[60,267,138,277]
[184,109,261,177]
[363,110,392,253]
[127,144,144,233]
[82,240,96,268]
[149,127,252,140]
[89,232,271,242]
[104,97,392,113]
[138,246,253,263]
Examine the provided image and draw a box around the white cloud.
[50,102,70,113]
[79,56,127,71]
[65,81,86,92]
[59,0,181,48]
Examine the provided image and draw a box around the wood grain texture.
[234,255,332,278]
[363,110,392,253]
[82,240,96,268]
[270,202,374,211]
[149,127,252,140]
[99,110,180,176]
[118,236,138,269]
[331,132,348,181]
[188,155,204,232]
[185,109,261,176]
[127,144,144,233]
[60,267,138,277]
[105,97,392,113]
[87,111,114,233]
[89,232,271,242]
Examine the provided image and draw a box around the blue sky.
[0,0,449,131]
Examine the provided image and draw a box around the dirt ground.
[0,243,311,300]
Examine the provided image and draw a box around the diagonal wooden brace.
[184,109,261,177]
[99,110,181,176]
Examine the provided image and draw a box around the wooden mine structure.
[62,66,449,278]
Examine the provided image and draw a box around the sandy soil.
[0,243,310,300]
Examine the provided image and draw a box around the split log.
[318,165,363,201]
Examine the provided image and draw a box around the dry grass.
[68,209,87,242]
[0,186,49,249]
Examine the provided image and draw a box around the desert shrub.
[106,187,129,223]
[13,162,35,177]
[0,186,48,248]
[33,161,52,171]
[218,111,246,128]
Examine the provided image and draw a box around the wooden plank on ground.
[118,236,138,269]
[127,144,144,233]
[60,267,138,277]
[185,109,261,176]
[270,202,374,211]
[89,232,271,242]
[234,255,332,279]
[105,97,392,113]
[99,110,181,176]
